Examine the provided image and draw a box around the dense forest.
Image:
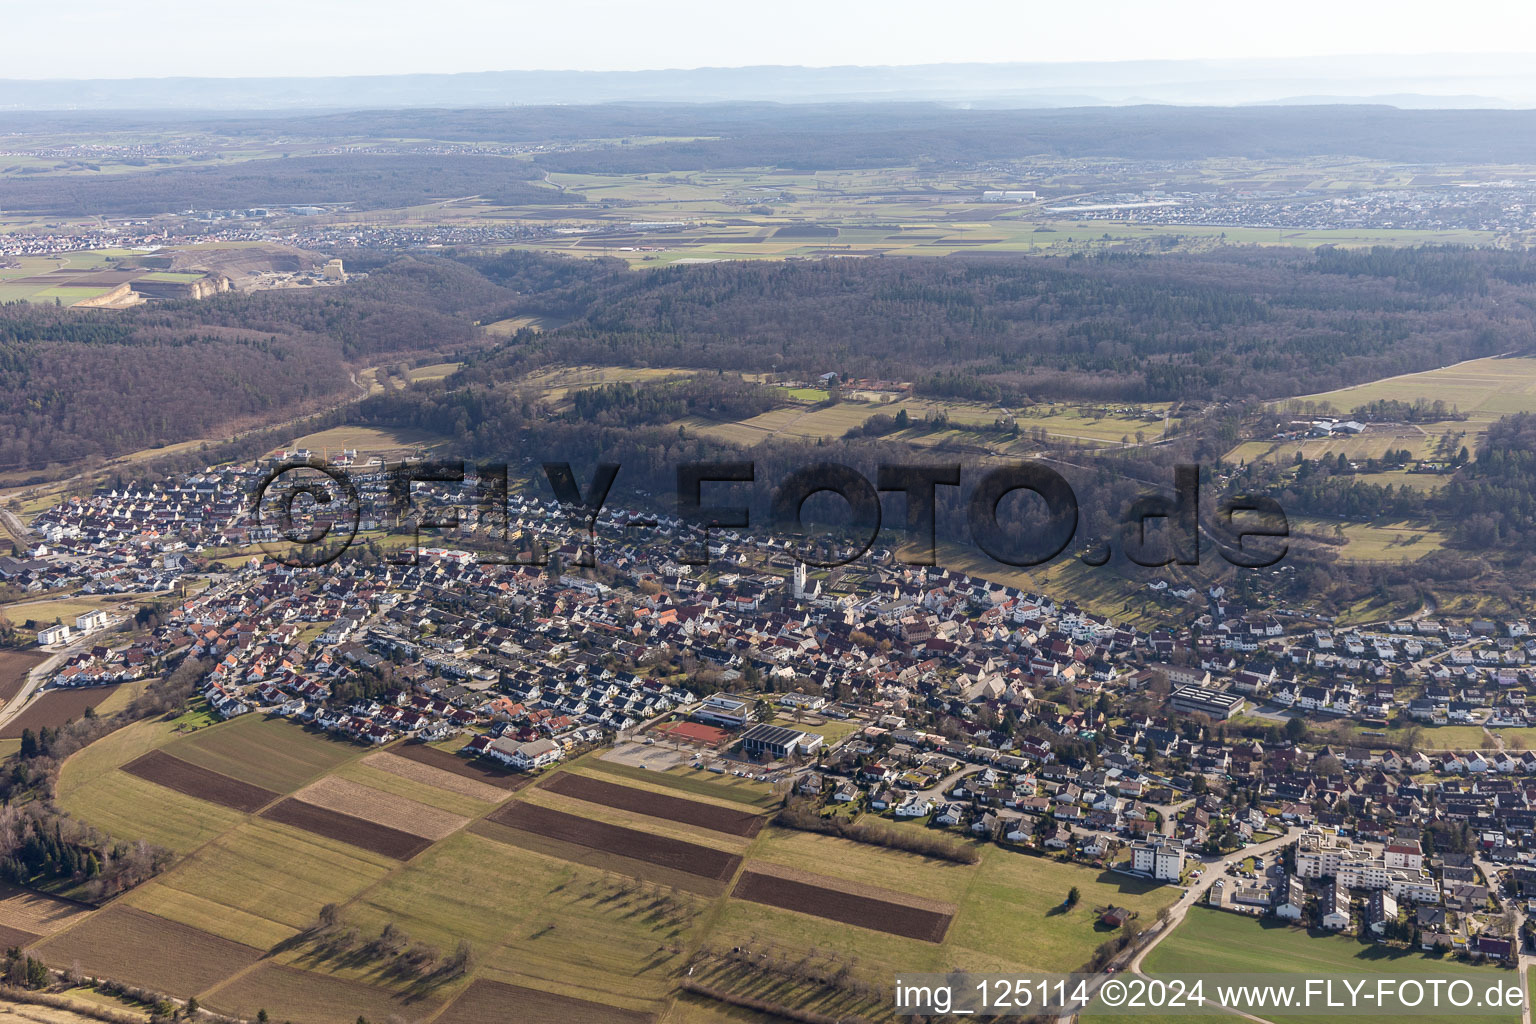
[0,257,514,471]
[14,244,1536,476]
[0,154,563,217]
[461,246,1536,404]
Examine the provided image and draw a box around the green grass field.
[58,763,247,854]
[1099,907,1521,1024]
[1288,516,1448,563]
[163,714,361,792]
[125,819,396,947]
[948,849,1179,974]
[581,755,779,808]
[332,831,688,1009]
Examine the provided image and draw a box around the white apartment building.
[1131,840,1185,881]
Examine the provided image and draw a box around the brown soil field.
[731,868,953,943]
[467,819,728,897]
[120,751,278,813]
[34,905,264,996]
[435,979,654,1024]
[391,743,532,790]
[0,686,127,739]
[291,776,468,840]
[0,924,38,949]
[0,651,46,705]
[259,798,435,860]
[541,773,765,837]
[0,883,91,941]
[485,803,741,881]
[201,962,449,1024]
[362,750,509,803]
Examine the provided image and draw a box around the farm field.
[514,781,756,853]
[0,685,134,739]
[337,831,693,1011]
[435,979,655,1024]
[1103,906,1520,1024]
[1289,516,1448,562]
[0,650,46,705]
[202,962,452,1024]
[731,865,954,942]
[163,713,360,792]
[469,814,732,897]
[0,883,92,949]
[287,424,450,456]
[122,819,396,947]
[290,774,470,839]
[1235,355,1536,476]
[259,796,436,860]
[484,801,743,881]
[583,752,779,807]
[336,752,505,814]
[390,740,533,790]
[120,750,278,812]
[946,849,1180,974]
[34,905,264,998]
[747,828,975,905]
[540,771,767,837]
[0,594,140,630]
[1280,356,1536,424]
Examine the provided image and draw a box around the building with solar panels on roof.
[740,722,825,760]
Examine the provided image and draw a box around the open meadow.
[1082,906,1522,1024]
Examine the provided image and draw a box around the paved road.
[1473,856,1532,1024]
[1125,826,1303,975]
[1059,828,1301,1023]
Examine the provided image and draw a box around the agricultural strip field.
[0,650,46,705]
[392,741,532,790]
[582,756,778,808]
[344,831,694,1008]
[541,772,766,837]
[483,802,742,881]
[730,865,954,943]
[0,883,91,949]
[120,750,278,813]
[361,749,511,803]
[468,819,729,896]
[259,797,435,860]
[34,905,264,997]
[123,818,396,949]
[163,714,358,792]
[202,962,450,1024]
[436,979,654,1024]
[0,685,130,738]
[290,775,468,839]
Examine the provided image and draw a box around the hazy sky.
[12,0,1536,79]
